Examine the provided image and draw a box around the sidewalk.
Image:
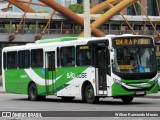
[143,92,160,99]
[0,85,160,98]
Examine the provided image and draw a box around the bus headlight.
[113,78,122,86]
[150,75,158,83]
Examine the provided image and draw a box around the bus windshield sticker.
[42,68,45,75]
[118,65,134,70]
[145,68,150,72]
[139,66,145,73]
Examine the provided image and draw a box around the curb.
[0,91,6,93]
[143,95,160,99]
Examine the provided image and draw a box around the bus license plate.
[136,91,145,95]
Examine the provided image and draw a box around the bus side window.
[31,49,43,68]
[76,45,91,66]
[61,46,75,67]
[3,52,6,69]
[7,51,17,69]
[18,50,30,69]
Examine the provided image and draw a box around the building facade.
[89,0,160,16]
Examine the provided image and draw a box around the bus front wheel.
[121,96,134,103]
[28,83,39,101]
[85,84,99,104]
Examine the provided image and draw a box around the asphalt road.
[0,93,160,120]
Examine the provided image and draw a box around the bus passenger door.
[45,51,56,95]
[95,46,107,95]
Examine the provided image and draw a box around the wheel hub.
[87,89,93,99]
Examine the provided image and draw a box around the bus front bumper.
[111,82,159,97]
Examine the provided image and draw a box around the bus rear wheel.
[85,84,99,104]
[121,96,134,103]
[28,83,38,101]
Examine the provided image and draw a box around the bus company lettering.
[115,38,150,45]
[67,72,87,79]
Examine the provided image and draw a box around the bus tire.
[28,83,38,101]
[85,84,99,104]
[121,96,134,103]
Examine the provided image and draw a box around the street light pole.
[84,0,91,37]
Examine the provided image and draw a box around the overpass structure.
[0,12,159,43]
[0,0,159,43]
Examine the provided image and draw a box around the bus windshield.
[112,47,156,73]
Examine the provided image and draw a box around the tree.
[68,3,83,14]
[37,10,49,13]
[68,3,104,14]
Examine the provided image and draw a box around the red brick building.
[89,0,160,16]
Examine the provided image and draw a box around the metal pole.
[156,0,160,16]
[9,19,12,34]
[84,0,91,37]
[142,21,146,35]
[132,3,138,15]
[35,20,38,34]
[108,21,111,34]
[120,22,122,35]
[60,20,63,35]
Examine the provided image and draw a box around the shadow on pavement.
[10,97,155,106]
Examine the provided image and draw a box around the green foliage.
[68,3,83,14]
[37,10,49,13]
[98,10,105,14]
[68,3,104,14]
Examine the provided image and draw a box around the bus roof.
[35,37,79,44]
[35,35,152,44]
[2,35,153,52]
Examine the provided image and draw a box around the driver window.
[61,46,75,67]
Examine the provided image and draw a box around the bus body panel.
[2,36,159,101]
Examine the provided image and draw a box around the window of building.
[99,0,105,3]
[156,25,160,30]
[77,0,83,4]
[18,50,30,69]
[7,51,17,69]
[127,3,141,15]
[157,45,160,52]
[31,49,43,68]
[3,52,6,69]
[77,0,91,4]
[148,0,160,16]
[61,46,75,67]
[76,45,91,66]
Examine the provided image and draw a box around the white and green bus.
[2,35,159,104]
